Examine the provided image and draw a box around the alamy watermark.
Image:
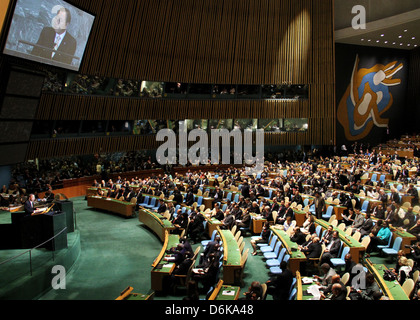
[51,265,66,290]
[156,121,264,175]
[352,5,366,30]
[351,264,366,290]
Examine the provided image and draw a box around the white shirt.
[52,31,66,58]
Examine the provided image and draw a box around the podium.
[11,211,68,251]
[54,200,75,233]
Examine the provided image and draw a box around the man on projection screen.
[31,6,77,65]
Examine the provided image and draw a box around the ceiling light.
[404,29,408,32]
[361,38,364,41]
[400,43,403,45]
[376,40,380,43]
[399,35,402,38]
[392,42,396,44]
[408,44,411,46]
[367,39,371,42]
[412,37,416,40]
[384,41,388,44]
[381,34,384,37]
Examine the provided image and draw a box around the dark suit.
[157,203,167,214]
[212,209,225,221]
[212,190,223,203]
[267,268,294,300]
[359,218,374,237]
[173,192,183,204]
[184,192,194,206]
[314,197,326,219]
[236,213,251,229]
[321,237,341,266]
[192,259,220,292]
[290,231,307,246]
[31,27,77,65]
[241,184,250,199]
[372,207,385,219]
[270,202,280,212]
[302,242,322,259]
[221,214,235,230]
[24,200,35,216]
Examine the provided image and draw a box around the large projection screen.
[3,0,95,71]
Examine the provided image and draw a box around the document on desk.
[302,277,314,284]
[165,256,175,261]
[307,285,321,300]
[162,263,174,268]
[222,290,235,296]
[193,268,205,274]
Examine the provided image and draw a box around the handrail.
[0,227,68,266]
[0,227,68,276]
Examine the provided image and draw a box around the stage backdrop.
[336,43,409,147]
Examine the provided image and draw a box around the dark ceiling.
[335,0,420,50]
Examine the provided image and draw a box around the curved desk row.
[138,208,175,242]
[150,230,180,292]
[269,226,306,276]
[358,212,418,255]
[364,258,409,300]
[301,193,347,220]
[314,218,365,263]
[204,215,223,237]
[138,207,180,292]
[86,196,136,217]
[218,228,244,285]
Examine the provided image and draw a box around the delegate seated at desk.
[299,236,322,275]
[320,231,341,267]
[164,243,187,265]
[172,211,188,235]
[366,220,391,257]
[192,253,220,292]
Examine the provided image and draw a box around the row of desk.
[295,263,410,300]
[87,195,136,217]
[266,218,365,277]
[364,259,409,300]
[138,208,175,242]
[87,186,244,295]
[150,230,180,292]
[218,228,244,286]
[269,226,306,276]
[314,218,366,263]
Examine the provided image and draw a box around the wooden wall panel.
[68,0,333,85]
[26,0,335,159]
[406,47,420,132]
[37,94,315,121]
